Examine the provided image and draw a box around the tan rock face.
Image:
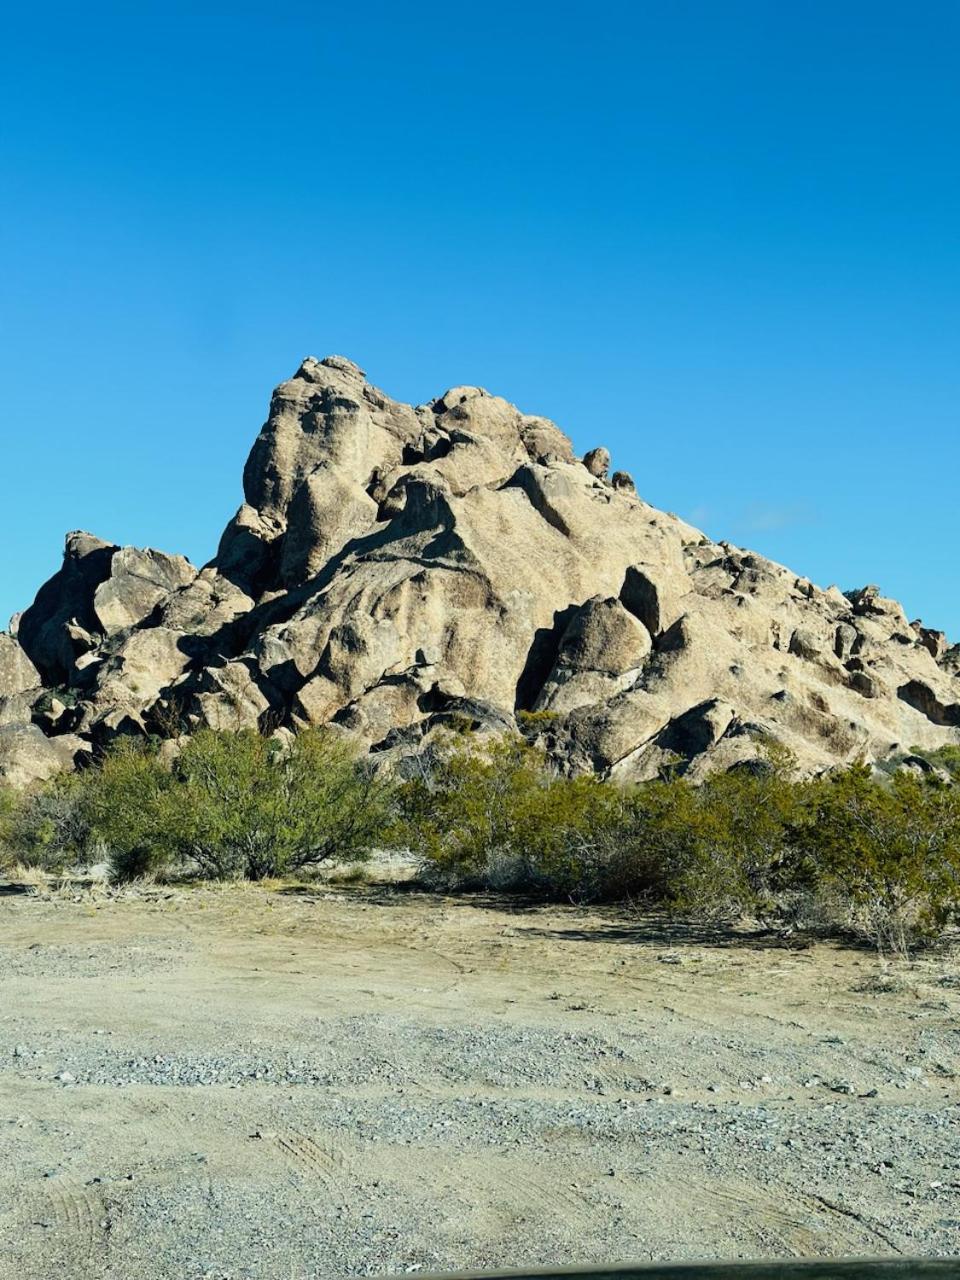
[0,723,64,787]
[5,355,959,785]
[0,633,40,698]
[582,447,611,479]
[93,547,197,633]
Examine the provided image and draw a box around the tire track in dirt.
[108,1091,194,1162]
[41,1173,108,1269]
[446,1152,593,1229]
[400,942,467,995]
[671,1175,860,1256]
[273,1129,346,1193]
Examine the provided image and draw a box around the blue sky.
[2,2,958,636]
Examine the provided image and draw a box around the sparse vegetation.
[396,731,960,955]
[0,772,93,872]
[165,728,395,881]
[1,728,395,883]
[0,786,17,872]
[800,763,960,954]
[3,726,960,955]
[912,744,960,780]
[398,733,624,894]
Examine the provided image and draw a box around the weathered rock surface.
[0,633,40,699]
[93,546,197,634]
[0,723,65,788]
[3,355,958,786]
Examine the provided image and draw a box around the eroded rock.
[0,633,40,698]
[5,355,958,783]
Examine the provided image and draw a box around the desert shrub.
[44,728,396,882]
[6,717,959,951]
[80,740,180,880]
[400,733,820,910]
[798,763,960,955]
[910,744,960,781]
[167,727,394,880]
[0,773,94,872]
[516,709,561,739]
[398,734,624,894]
[606,746,809,920]
[82,729,395,882]
[0,786,17,870]
[400,740,960,947]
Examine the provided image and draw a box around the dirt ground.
[1,875,959,1280]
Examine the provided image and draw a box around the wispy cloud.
[685,504,712,529]
[735,501,817,533]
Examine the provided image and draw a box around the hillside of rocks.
[2,355,958,788]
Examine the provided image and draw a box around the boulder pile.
[2,355,958,786]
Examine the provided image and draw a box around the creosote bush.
[800,763,960,954]
[3,724,959,954]
[1,728,395,883]
[0,786,17,872]
[0,772,93,872]
[397,732,960,954]
[398,734,624,894]
[620,741,810,919]
[397,733,810,912]
[914,744,960,781]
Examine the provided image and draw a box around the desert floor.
[1,876,959,1279]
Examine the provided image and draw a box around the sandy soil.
[1,877,959,1279]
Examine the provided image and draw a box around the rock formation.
[2,355,958,786]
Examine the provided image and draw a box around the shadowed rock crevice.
[502,465,573,538]
[898,680,960,727]
[513,605,581,712]
[656,698,737,760]
[18,534,118,685]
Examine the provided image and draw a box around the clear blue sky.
[2,2,958,637]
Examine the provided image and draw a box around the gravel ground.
[1,878,959,1279]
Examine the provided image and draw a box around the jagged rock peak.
[2,356,958,788]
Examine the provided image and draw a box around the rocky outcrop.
[2,355,958,787]
[17,533,117,686]
[93,546,197,634]
[16,534,196,688]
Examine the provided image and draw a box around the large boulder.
[0,723,65,788]
[17,534,196,686]
[535,597,653,716]
[93,546,196,633]
[18,532,117,684]
[582,447,611,480]
[0,633,40,697]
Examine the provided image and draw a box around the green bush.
[80,740,180,880]
[630,749,810,920]
[171,728,394,880]
[399,732,960,950]
[398,734,624,894]
[799,763,960,954]
[85,728,395,882]
[400,732,811,914]
[0,786,17,871]
[911,744,960,781]
[0,773,93,872]
[4,718,960,954]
